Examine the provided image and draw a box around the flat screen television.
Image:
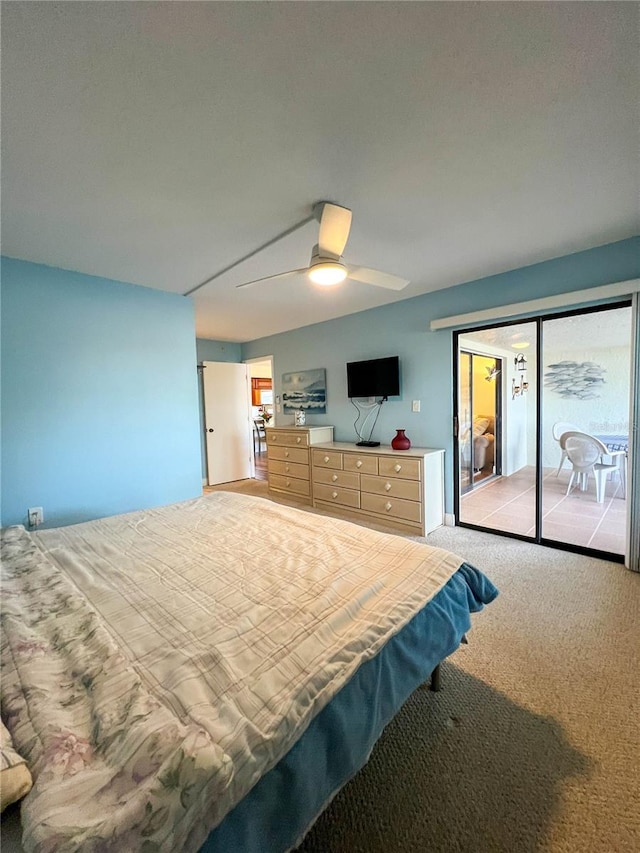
[346,355,400,399]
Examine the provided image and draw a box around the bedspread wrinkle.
[1,492,464,852]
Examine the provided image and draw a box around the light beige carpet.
[215,481,640,852]
[2,481,638,852]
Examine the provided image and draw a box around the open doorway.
[458,351,502,493]
[245,356,274,481]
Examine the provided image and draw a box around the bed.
[1,491,497,853]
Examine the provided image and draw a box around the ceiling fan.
[236,202,410,292]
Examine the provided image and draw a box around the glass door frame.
[457,349,503,495]
[453,301,632,564]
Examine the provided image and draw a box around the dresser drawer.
[343,454,378,474]
[269,474,310,497]
[267,430,309,447]
[268,460,309,480]
[360,474,421,502]
[378,457,421,481]
[268,445,308,465]
[311,449,344,470]
[314,482,361,509]
[361,492,422,524]
[313,468,360,489]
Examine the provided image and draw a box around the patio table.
[594,434,628,498]
[593,434,629,453]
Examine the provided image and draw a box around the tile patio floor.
[460,465,627,554]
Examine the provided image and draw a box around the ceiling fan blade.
[317,203,352,258]
[235,268,307,289]
[347,266,410,291]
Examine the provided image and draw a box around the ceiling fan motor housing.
[310,244,341,264]
[308,250,348,285]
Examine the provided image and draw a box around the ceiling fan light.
[308,262,347,286]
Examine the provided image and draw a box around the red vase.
[391,429,411,450]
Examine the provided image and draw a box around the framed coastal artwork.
[281,368,327,414]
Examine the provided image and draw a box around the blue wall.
[1,258,203,527]
[196,338,242,363]
[241,238,640,512]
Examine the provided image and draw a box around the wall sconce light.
[512,356,529,398]
[511,354,529,398]
[512,378,530,398]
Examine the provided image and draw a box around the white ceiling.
[460,306,632,351]
[2,2,638,342]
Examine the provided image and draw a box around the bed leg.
[430,663,441,692]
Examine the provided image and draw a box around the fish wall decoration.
[544,361,606,399]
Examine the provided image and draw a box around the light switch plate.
[412,400,421,413]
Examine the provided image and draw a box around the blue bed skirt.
[201,563,498,853]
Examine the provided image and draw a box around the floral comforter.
[1,492,463,852]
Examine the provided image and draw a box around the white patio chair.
[552,421,581,476]
[563,432,619,503]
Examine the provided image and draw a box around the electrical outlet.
[412,400,421,413]
[28,507,44,527]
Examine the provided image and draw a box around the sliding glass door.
[454,303,632,561]
[456,322,537,537]
[540,306,632,554]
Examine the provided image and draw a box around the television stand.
[355,440,380,447]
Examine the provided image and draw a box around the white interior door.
[203,361,252,485]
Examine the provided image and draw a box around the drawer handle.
[332,474,338,482]
[324,455,330,463]
[385,501,392,512]
[356,460,362,468]
[296,437,302,444]
[286,479,291,487]
[285,451,289,458]
[285,465,290,472]
[332,491,338,499]
[384,482,392,492]
[394,464,402,473]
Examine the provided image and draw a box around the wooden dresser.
[311,442,444,535]
[266,425,335,504]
